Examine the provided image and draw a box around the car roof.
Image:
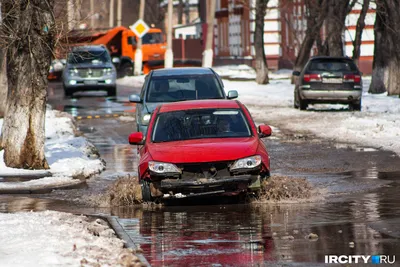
[158,99,241,113]
[71,45,107,52]
[151,67,214,77]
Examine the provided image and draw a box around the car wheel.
[349,101,361,111]
[141,180,153,202]
[107,87,117,97]
[299,97,308,110]
[64,87,74,98]
[119,63,133,77]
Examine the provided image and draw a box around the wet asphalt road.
[1,81,400,266]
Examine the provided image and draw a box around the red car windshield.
[152,108,252,142]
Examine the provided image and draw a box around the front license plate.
[84,80,97,85]
[322,78,342,84]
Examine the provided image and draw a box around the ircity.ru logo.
[325,255,396,264]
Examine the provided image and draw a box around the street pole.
[117,0,122,26]
[134,0,145,76]
[164,0,174,68]
[109,0,114,28]
[202,0,216,68]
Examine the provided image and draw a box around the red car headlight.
[149,161,181,174]
[230,155,262,171]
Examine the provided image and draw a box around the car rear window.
[152,109,251,142]
[308,59,358,72]
[146,74,224,102]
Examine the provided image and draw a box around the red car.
[128,99,272,201]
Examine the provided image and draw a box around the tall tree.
[0,3,7,117]
[0,0,56,169]
[202,0,216,68]
[254,0,270,84]
[370,1,400,95]
[178,0,184,24]
[318,0,350,56]
[292,0,328,84]
[352,0,370,65]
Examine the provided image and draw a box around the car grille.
[77,68,104,78]
[176,161,233,180]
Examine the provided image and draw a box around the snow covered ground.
[0,108,105,191]
[0,210,143,266]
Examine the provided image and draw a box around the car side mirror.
[258,124,272,138]
[292,71,301,76]
[129,132,144,145]
[129,94,142,103]
[227,90,238,99]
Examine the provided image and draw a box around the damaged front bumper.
[158,174,261,199]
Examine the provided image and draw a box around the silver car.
[62,45,118,97]
[129,67,239,134]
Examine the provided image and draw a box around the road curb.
[101,215,151,267]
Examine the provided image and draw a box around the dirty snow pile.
[0,108,105,191]
[0,210,144,267]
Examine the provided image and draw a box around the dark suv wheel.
[349,101,361,111]
[299,98,308,110]
[64,86,74,97]
[107,87,117,97]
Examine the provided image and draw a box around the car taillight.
[303,74,321,82]
[343,74,361,83]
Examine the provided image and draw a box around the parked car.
[129,67,239,134]
[128,99,272,202]
[62,45,118,97]
[292,56,363,111]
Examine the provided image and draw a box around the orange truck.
[65,26,167,76]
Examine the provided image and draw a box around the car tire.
[141,180,153,202]
[119,62,133,77]
[107,87,117,97]
[294,89,299,109]
[299,97,308,110]
[350,101,361,111]
[64,87,74,98]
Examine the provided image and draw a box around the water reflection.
[114,186,400,266]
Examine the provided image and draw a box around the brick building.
[213,0,376,74]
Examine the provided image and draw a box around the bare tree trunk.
[292,0,328,84]
[383,0,400,96]
[0,3,5,118]
[0,49,6,118]
[254,0,269,84]
[352,0,370,65]
[178,0,183,25]
[1,0,55,169]
[322,0,350,56]
[202,0,216,68]
[369,1,389,94]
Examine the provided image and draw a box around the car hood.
[148,137,259,163]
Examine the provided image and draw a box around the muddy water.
[113,183,400,266]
